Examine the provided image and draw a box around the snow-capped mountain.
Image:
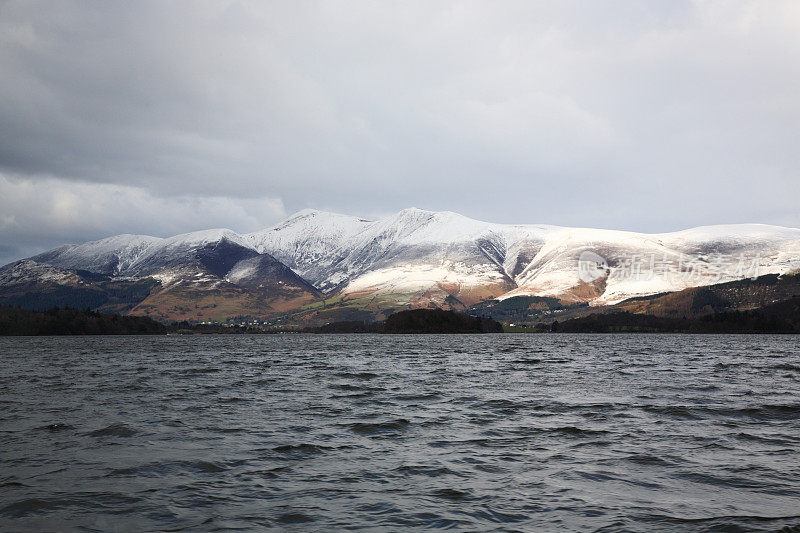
[2,208,799,322]
[8,228,319,321]
[244,209,373,291]
[250,208,800,307]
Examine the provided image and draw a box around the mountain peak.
[288,208,326,218]
[393,207,463,219]
[285,208,366,221]
[396,206,430,215]
[165,228,241,246]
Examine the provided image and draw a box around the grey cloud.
[0,173,284,265]
[0,1,799,264]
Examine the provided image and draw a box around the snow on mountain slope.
[26,229,255,280]
[499,229,684,303]
[0,259,83,286]
[498,224,800,304]
[31,234,163,276]
[248,207,800,307]
[5,209,800,311]
[324,209,517,306]
[8,226,321,322]
[314,211,800,306]
[244,209,372,289]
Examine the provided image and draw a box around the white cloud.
[0,174,285,264]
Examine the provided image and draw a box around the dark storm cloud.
[1,0,799,265]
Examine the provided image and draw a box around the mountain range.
[2,208,799,324]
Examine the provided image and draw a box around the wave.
[273,443,332,455]
[86,423,137,438]
[38,423,74,432]
[348,419,411,435]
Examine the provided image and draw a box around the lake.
[1,334,799,531]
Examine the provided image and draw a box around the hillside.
[612,273,800,318]
[482,273,800,327]
[551,296,800,333]
[2,208,799,325]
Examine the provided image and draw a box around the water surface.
[1,334,799,531]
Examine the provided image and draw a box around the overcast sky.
[1,1,799,265]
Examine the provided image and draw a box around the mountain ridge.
[3,208,800,323]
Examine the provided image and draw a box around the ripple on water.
[275,512,315,524]
[38,423,74,432]
[0,334,799,531]
[395,465,463,478]
[85,423,137,438]
[348,418,411,435]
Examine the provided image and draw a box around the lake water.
[1,334,799,532]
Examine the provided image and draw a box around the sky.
[1,0,800,265]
